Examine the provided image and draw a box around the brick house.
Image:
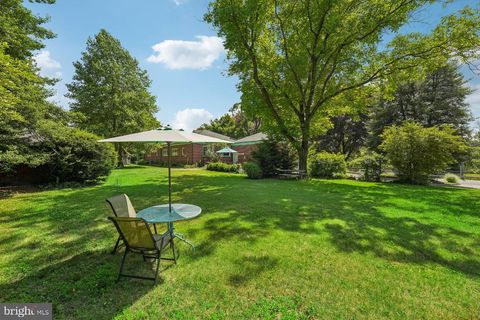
[144,130,234,165]
[231,132,267,163]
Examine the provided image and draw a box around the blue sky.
[28,0,479,132]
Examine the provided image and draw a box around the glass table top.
[137,203,202,223]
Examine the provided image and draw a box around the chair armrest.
[153,232,173,250]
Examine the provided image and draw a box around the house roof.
[216,147,238,153]
[232,132,267,145]
[194,129,234,142]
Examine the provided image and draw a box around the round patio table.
[137,203,201,249]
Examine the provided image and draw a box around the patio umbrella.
[99,126,231,212]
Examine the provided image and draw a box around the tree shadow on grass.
[0,249,174,320]
[174,174,480,277]
[1,169,479,316]
[228,255,278,287]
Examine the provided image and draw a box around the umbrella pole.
[167,141,172,213]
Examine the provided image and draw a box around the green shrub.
[252,140,296,177]
[38,120,117,183]
[206,161,240,173]
[444,173,460,184]
[465,146,480,174]
[349,152,384,182]
[136,159,150,165]
[308,152,346,178]
[243,162,262,179]
[381,121,466,184]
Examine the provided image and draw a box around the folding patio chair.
[108,216,176,284]
[106,194,137,254]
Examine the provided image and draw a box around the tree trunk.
[116,143,124,168]
[298,139,309,177]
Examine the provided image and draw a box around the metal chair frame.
[106,195,159,254]
[108,217,176,284]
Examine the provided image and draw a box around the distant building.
[144,130,233,165]
[144,143,207,165]
[143,130,267,165]
[193,129,235,143]
[231,132,267,163]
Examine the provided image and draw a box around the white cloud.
[33,50,61,70]
[172,108,213,132]
[172,0,187,5]
[467,84,480,119]
[147,36,224,70]
[33,50,62,79]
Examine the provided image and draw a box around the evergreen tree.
[370,63,472,147]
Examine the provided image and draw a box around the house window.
[181,147,185,156]
[172,148,178,156]
[202,145,208,156]
[221,153,231,157]
[162,149,168,157]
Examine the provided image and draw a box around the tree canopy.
[315,114,368,159]
[67,29,159,139]
[317,63,472,157]
[0,0,55,60]
[0,1,117,182]
[199,103,261,139]
[370,63,473,147]
[0,0,65,173]
[206,0,480,172]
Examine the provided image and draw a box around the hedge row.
[206,162,240,173]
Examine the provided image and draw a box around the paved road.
[436,179,480,189]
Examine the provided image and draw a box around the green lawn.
[0,166,479,319]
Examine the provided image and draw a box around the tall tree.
[0,0,55,60]
[369,63,473,147]
[199,103,261,139]
[206,0,480,173]
[67,29,159,144]
[0,0,63,173]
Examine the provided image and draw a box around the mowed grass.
[0,165,479,319]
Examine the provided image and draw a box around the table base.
[174,232,195,249]
[166,222,195,250]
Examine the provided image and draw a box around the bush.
[37,121,117,183]
[308,152,346,178]
[136,159,150,165]
[243,162,262,179]
[465,146,480,174]
[444,173,460,184]
[381,121,466,184]
[252,140,296,177]
[206,161,240,173]
[349,152,384,182]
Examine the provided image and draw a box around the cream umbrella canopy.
[99,126,231,213]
